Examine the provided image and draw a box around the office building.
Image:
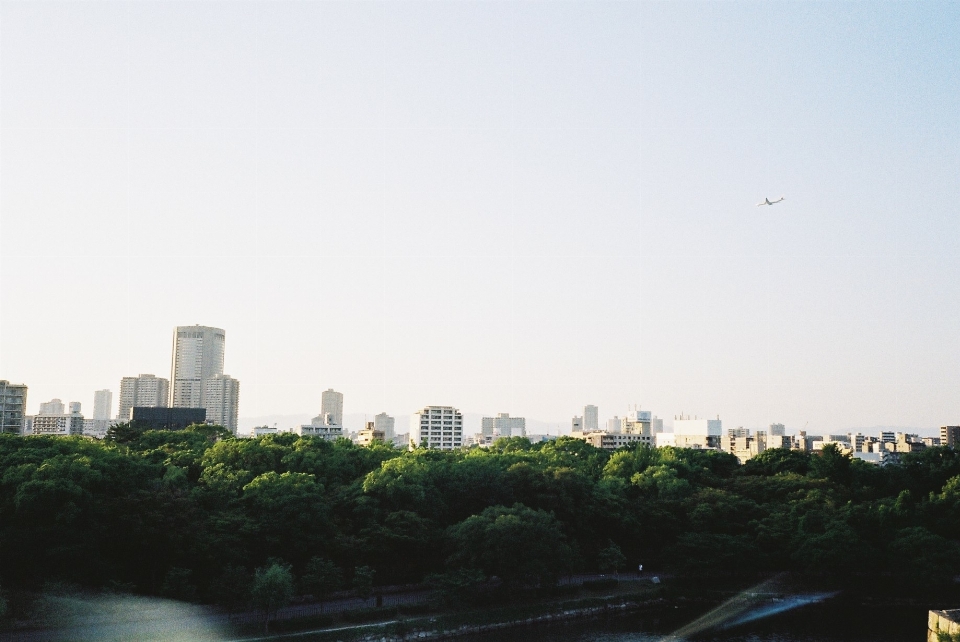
[411,406,463,450]
[571,416,583,432]
[118,374,169,420]
[583,405,599,432]
[170,325,225,408]
[132,407,206,430]
[941,426,960,448]
[606,416,621,433]
[481,413,526,439]
[374,412,395,441]
[0,381,28,434]
[203,374,240,434]
[33,402,84,436]
[769,423,786,436]
[320,389,344,427]
[39,399,65,415]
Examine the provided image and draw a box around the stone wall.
[928,609,960,641]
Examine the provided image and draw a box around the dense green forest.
[1,426,959,608]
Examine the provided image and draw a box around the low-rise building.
[33,402,84,436]
[357,421,385,446]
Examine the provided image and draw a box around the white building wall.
[411,406,463,450]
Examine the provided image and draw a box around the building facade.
[357,422,385,446]
[202,374,240,434]
[942,426,960,448]
[33,402,84,436]
[132,407,206,430]
[118,374,169,420]
[673,417,722,449]
[411,406,463,450]
[93,390,112,420]
[583,405,599,432]
[320,389,344,427]
[0,381,28,434]
[481,413,526,439]
[374,412,395,440]
[38,399,65,415]
[170,325,225,408]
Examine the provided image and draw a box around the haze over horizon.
[2,2,959,434]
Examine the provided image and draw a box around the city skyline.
[2,3,959,433]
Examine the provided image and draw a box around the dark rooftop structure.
[132,407,206,431]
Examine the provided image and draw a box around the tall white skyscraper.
[320,389,343,427]
[170,325,225,408]
[411,406,463,450]
[93,390,112,421]
[374,412,395,440]
[583,405,599,431]
[118,374,169,420]
[203,374,240,434]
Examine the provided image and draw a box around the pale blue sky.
[1,1,958,433]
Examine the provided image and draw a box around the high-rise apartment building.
[942,426,960,448]
[583,405,599,432]
[411,406,463,450]
[170,325,225,408]
[93,390,112,420]
[118,374,169,420]
[39,399,65,415]
[320,389,344,427]
[0,381,28,434]
[374,412,395,440]
[203,374,240,434]
[571,416,583,432]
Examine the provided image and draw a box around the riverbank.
[230,583,667,642]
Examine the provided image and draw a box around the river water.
[478,601,929,642]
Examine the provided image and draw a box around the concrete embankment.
[928,609,960,642]
[346,600,651,642]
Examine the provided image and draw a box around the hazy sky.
[2,1,958,433]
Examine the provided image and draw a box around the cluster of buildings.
[1,325,240,437]
[3,328,959,467]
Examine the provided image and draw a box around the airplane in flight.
[757,196,785,207]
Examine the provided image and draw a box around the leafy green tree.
[445,503,575,589]
[209,564,252,613]
[352,565,376,603]
[104,421,146,444]
[301,557,341,611]
[251,561,294,633]
[809,443,852,484]
[597,541,627,579]
[426,568,486,605]
[160,567,197,602]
